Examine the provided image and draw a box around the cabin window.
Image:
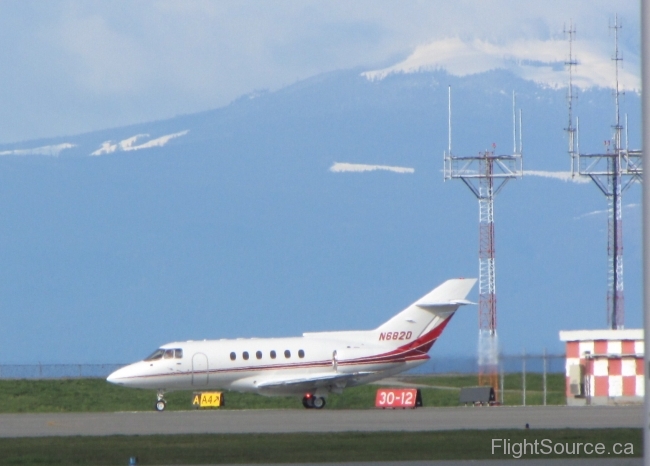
[144,349,165,361]
[270,350,276,359]
[256,351,262,360]
[164,349,174,359]
[243,351,249,360]
[284,350,291,359]
[174,349,183,359]
[230,352,236,361]
[298,350,305,358]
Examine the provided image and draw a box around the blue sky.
[0,1,643,364]
[0,0,640,143]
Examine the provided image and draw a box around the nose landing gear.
[302,393,326,409]
[155,390,166,411]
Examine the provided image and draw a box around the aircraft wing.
[256,372,374,393]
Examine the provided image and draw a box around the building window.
[243,351,249,360]
[270,350,276,359]
[284,350,291,359]
[230,352,236,361]
[298,350,305,358]
[256,351,262,360]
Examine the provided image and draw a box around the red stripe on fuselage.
[347,314,454,364]
[116,315,454,382]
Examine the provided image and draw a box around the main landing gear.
[155,390,166,411]
[302,393,326,409]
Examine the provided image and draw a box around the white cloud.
[524,170,591,184]
[90,130,189,156]
[0,1,639,143]
[575,203,639,220]
[330,162,414,174]
[362,38,640,91]
[0,143,75,157]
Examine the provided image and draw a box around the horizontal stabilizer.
[417,298,476,308]
[414,278,477,308]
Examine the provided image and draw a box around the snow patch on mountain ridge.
[362,38,640,92]
[0,143,76,156]
[91,130,189,156]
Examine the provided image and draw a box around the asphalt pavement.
[0,405,640,437]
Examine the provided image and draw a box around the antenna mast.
[610,14,624,329]
[568,15,643,329]
[444,88,523,397]
[564,21,578,173]
[448,86,452,156]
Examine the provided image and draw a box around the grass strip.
[0,429,641,465]
[0,374,566,413]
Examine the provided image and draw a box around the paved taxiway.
[189,461,641,466]
[0,405,640,437]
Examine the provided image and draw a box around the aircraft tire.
[155,400,166,412]
[312,396,326,409]
[302,396,314,409]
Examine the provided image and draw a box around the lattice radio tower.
[566,16,642,329]
[443,87,523,394]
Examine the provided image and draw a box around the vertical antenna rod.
[512,91,517,154]
[519,109,523,159]
[448,85,452,156]
[565,20,578,175]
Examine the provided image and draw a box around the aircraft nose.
[106,366,129,385]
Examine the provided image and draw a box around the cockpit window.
[174,349,183,359]
[145,349,165,361]
[164,349,174,359]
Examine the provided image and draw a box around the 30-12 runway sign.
[375,388,422,409]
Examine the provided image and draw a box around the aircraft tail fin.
[374,278,476,351]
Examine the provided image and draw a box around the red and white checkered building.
[560,329,643,405]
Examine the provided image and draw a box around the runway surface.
[176,461,640,466]
[0,405,641,437]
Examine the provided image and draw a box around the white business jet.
[107,278,476,410]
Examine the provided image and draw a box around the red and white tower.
[444,88,523,395]
[567,16,642,329]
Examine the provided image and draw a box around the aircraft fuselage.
[107,278,477,409]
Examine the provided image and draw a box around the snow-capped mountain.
[363,37,640,92]
[0,63,641,364]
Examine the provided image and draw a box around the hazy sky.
[0,1,640,143]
